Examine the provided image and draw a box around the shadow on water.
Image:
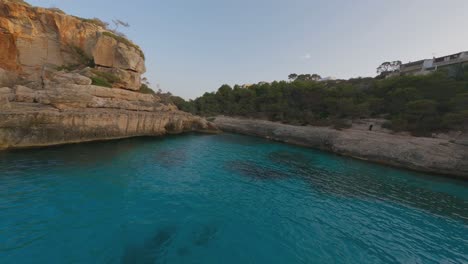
[268,150,313,171]
[192,225,218,247]
[121,224,220,262]
[121,225,176,264]
[224,160,287,180]
[0,137,156,172]
[154,148,187,168]
[176,247,191,257]
[216,133,267,147]
[268,150,468,223]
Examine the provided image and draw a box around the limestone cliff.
[0,0,218,149]
[0,0,145,90]
[214,116,468,179]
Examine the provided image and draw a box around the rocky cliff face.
[214,116,468,178]
[0,0,218,149]
[0,0,144,90]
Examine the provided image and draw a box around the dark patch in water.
[192,225,218,246]
[293,163,468,223]
[269,151,313,172]
[217,134,265,147]
[269,150,468,222]
[0,138,145,171]
[225,161,287,180]
[121,226,176,264]
[154,149,187,167]
[176,247,191,256]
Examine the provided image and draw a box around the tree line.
[172,66,468,136]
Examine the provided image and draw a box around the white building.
[400,51,468,76]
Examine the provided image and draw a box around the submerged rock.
[225,160,287,180]
[121,226,176,264]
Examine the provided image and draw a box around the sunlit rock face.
[0,0,218,149]
[0,0,145,90]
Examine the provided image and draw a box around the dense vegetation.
[139,83,156,94]
[172,66,468,136]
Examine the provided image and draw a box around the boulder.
[51,72,92,86]
[0,87,13,109]
[14,85,36,103]
[95,67,141,91]
[93,34,145,73]
[0,87,14,100]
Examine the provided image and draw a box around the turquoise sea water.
[0,133,467,264]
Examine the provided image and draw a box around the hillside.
[174,70,468,136]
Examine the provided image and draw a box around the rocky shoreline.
[0,102,218,150]
[214,116,468,179]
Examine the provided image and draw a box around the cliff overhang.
[0,0,218,149]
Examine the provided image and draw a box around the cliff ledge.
[0,0,218,149]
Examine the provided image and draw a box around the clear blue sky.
[28,0,468,99]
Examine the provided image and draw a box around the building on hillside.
[318,76,336,82]
[399,51,468,76]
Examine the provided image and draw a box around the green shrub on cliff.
[56,46,95,72]
[139,84,155,94]
[90,76,112,88]
[49,7,65,14]
[90,70,120,88]
[56,46,96,72]
[72,46,95,68]
[56,64,81,72]
[77,17,109,28]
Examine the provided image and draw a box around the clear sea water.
[0,133,467,264]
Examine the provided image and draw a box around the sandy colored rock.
[95,66,141,90]
[0,31,17,71]
[0,87,13,109]
[0,0,145,90]
[0,1,219,151]
[52,72,92,86]
[93,34,145,73]
[14,85,36,103]
[93,35,117,68]
[0,68,17,87]
[0,104,218,149]
[0,87,13,97]
[214,116,468,178]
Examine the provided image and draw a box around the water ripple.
[0,134,466,264]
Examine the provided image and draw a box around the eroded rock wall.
[0,70,218,150]
[0,1,218,149]
[0,105,215,149]
[0,0,144,90]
